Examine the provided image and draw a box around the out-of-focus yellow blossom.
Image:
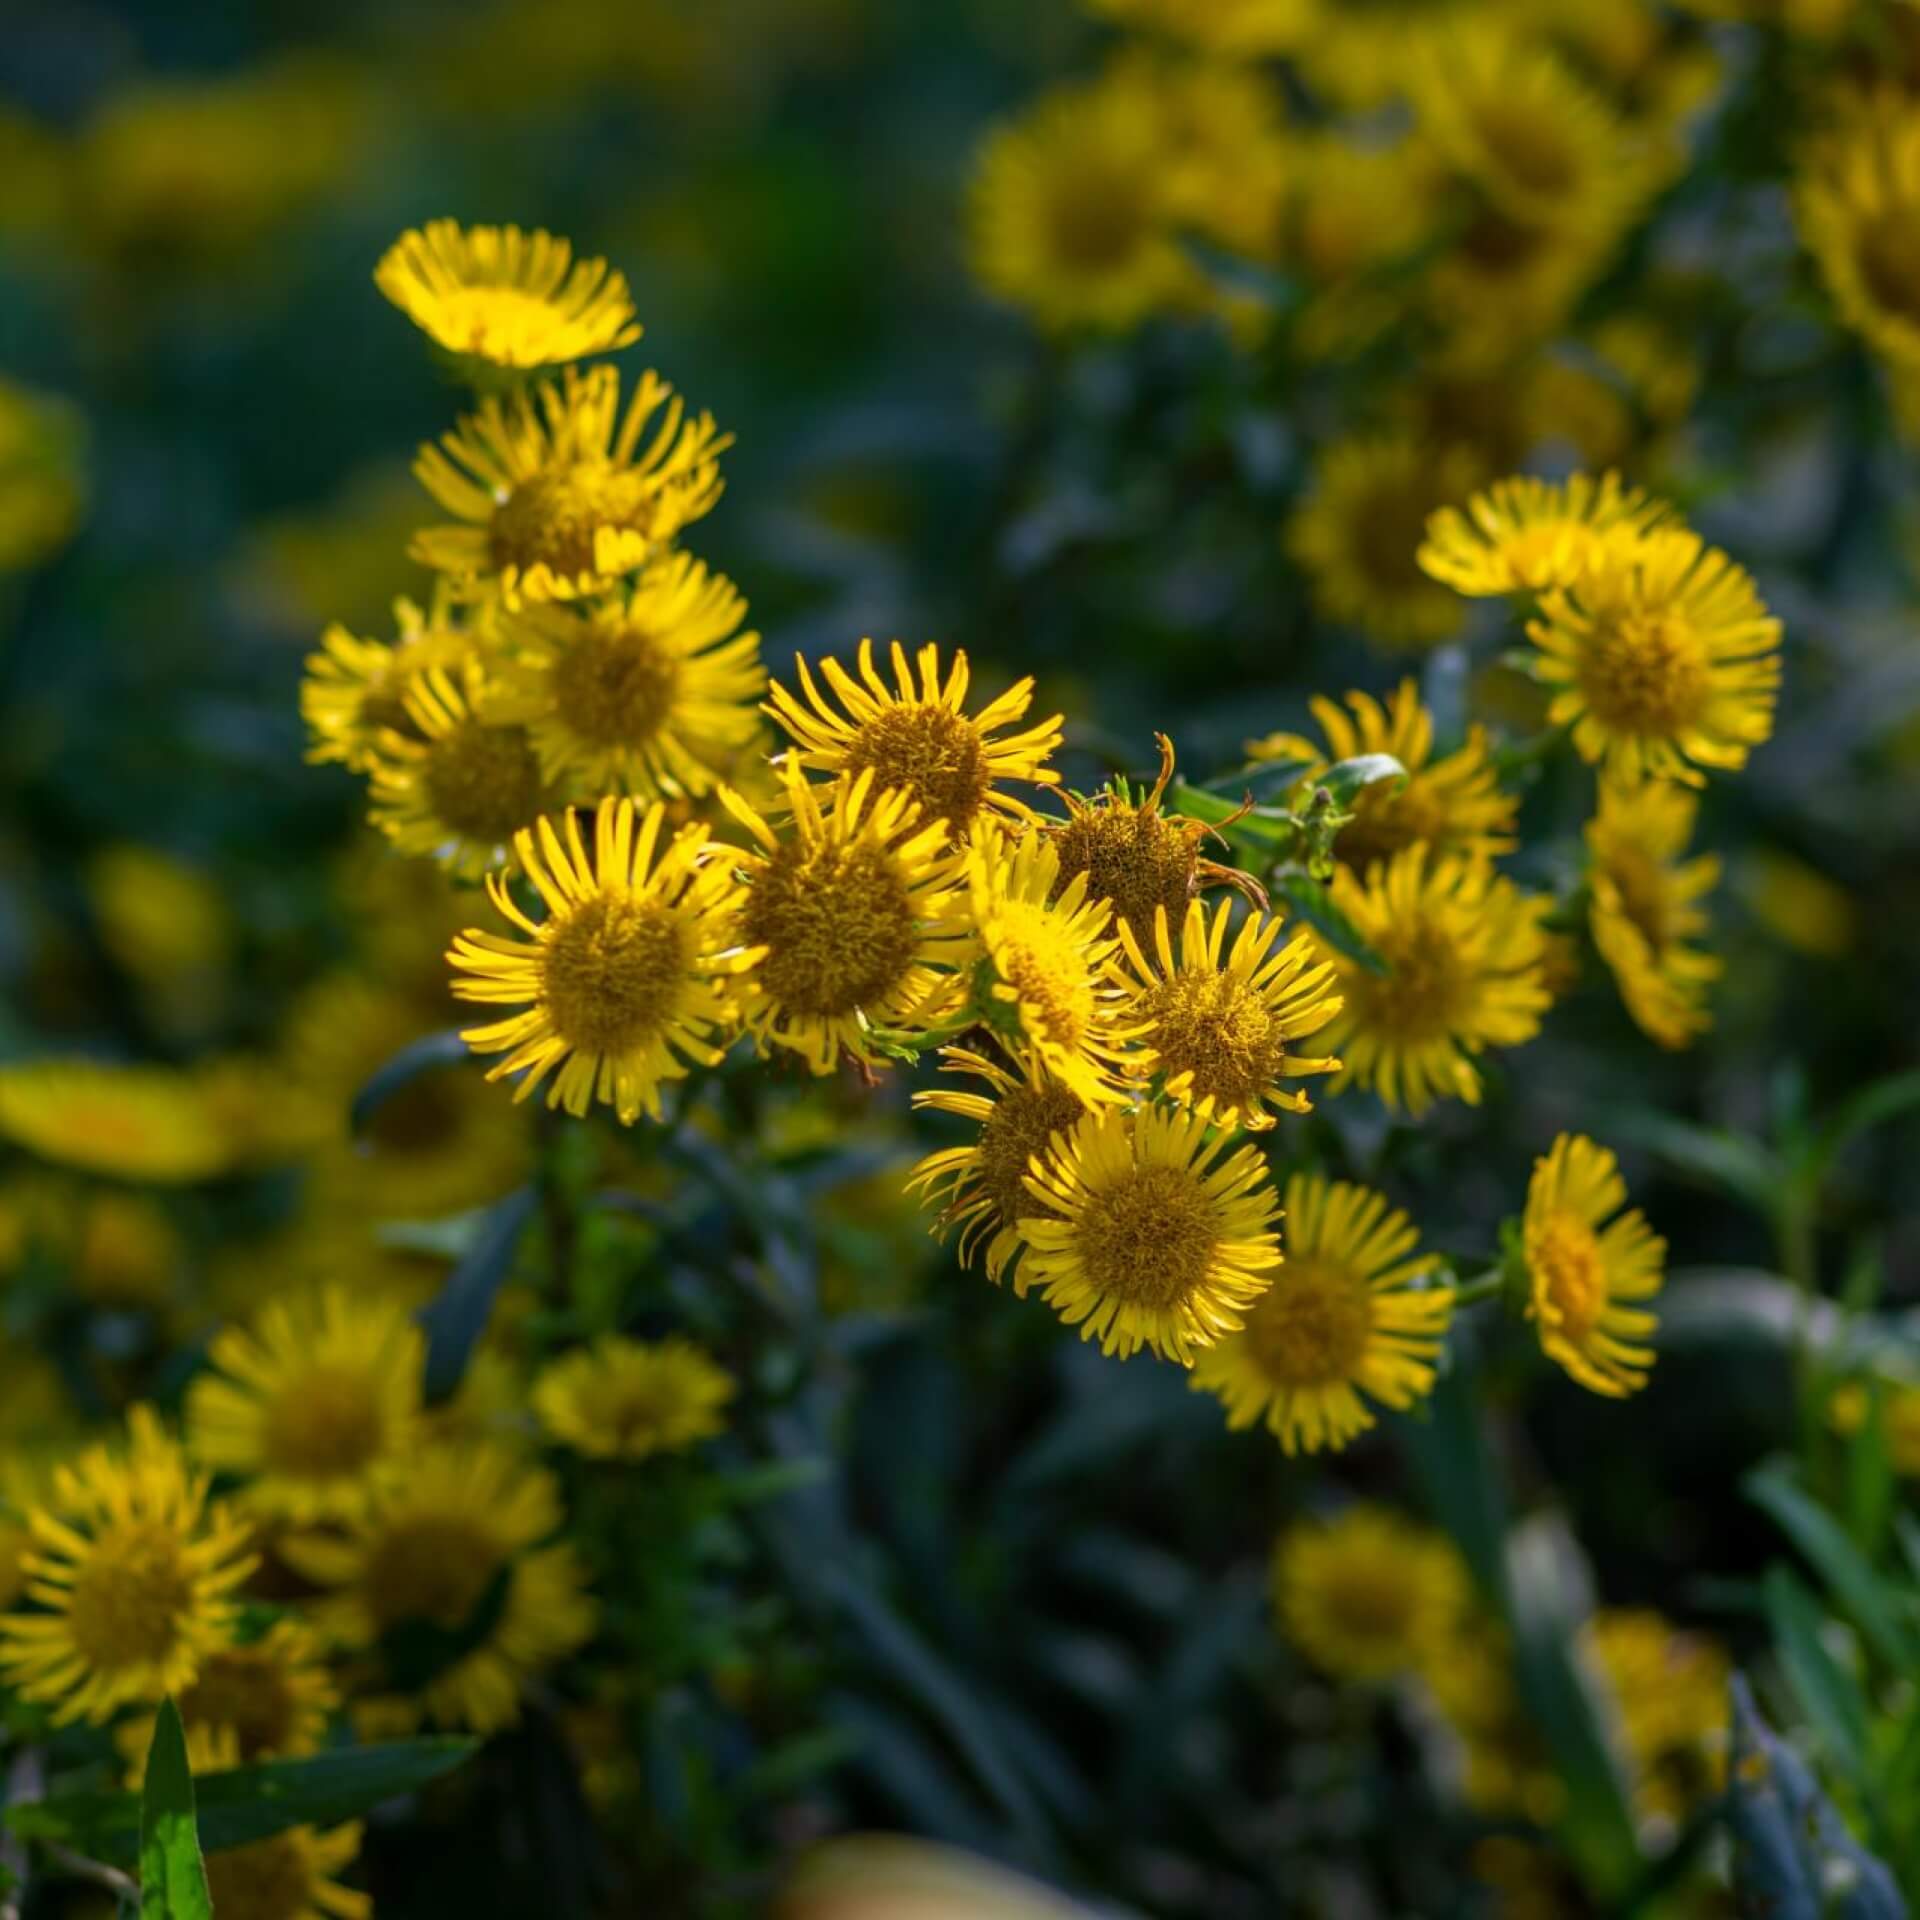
[0,376,86,574]
[1192,1173,1452,1454]
[723,766,972,1074]
[1288,435,1480,650]
[412,363,729,607]
[1524,1133,1665,1397]
[1248,680,1518,873]
[449,800,752,1126]
[766,639,1063,843]
[780,1834,1089,1920]
[0,1406,254,1724]
[1420,471,1672,599]
[1583,1609,1728,1825]
[241,463,434,634]
[85,844,230,1032]
[0,1060,231,1184]
[287,1441,595,1735]
[69,56,365,270]
[967,72,1211,336]
[1741,848,1859,958]
[376,220,641,371]
[1015,1103,1281,1364]
[1273,1506,1468,1681]
[1586,778,1721,1049]
[1309,849,1551,1116]
[1084,0,1310,57]
[301,594,487,773]
[532,1334,735,1460]
[1830,1377,1920,1476]
[910,1047,1089,1288]
[1419,1622,1562,1823]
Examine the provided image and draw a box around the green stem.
[1451,1268,1507,1308]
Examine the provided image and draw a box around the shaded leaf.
[1761,1565,1870,1786]
[349,1030,471,1138]
[1611,1113,1783,1220]
[1806,1071,1920,1188]
[139,1702,210,1920]
[419,1187,536,1403]
[1314,753,1407,807]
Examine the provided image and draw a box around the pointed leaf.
[1312,753,1407,808]
[419,1187,536,1403]
[1761,1565,1870,1785]
[349,1030,471,1137]
[139,1702,210,1920]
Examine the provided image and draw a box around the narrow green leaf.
[419,1187,536,1403]
[349,1030,471,1137]
[1761,1565,1870,1785]
[1166,783,1295,846]
[1844,1382,1896,1568]
[1610,1112,1784,1222]
[139,1702,210,1920]
[1806,1070,1920,1188]
[1313,753,1407,807]
[1270,872,1388,975]
[1747,1464,1920,1675]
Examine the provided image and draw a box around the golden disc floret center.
[1532,1214,1608,1344]
[363,1518,503,1633]
[66,1524,193,1667]
[1242,1258,1375,1388]
[1578,610,1710,737]
[742,838,921,1018]
[839,704,993,834]
[422,719,544,845]
[260,1367,386,1479]
[539,891,689,1056]
[1073,1162,1219,1312]
[550,620,682,748]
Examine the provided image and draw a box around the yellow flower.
[449,799,751,1125]
[1523,1133,1665,1397]
[766,639,1062,843]
[367,658,555,878]
[1584,1609,1728,1824]
[1741,849,1857,960]
[375,220,641,370]
[1830,1378,1920,1476]
[1083,0,1311,57]
[1419,471,1673,599]
[85,844,230,1006]
[1046,735,1264,943]
[1015,1103,1281,1363]
[1192,1173,1453,1454]
[909,1046,1090,1286]
[1528,527,1783,787]
[1293,0,1529,111]
[1311,848,1551,1116]
[285,1441,595,1735]
[967,72,1208,336]
[532,1334,734,1460]
[0,375,86,575]
[301,593,484,772]
[1272,1505,1468,1681]
[1586,778,1721,1049]
[118,1618,338,1777]
[0,1406,255,1724]
[1287,435,1480,650]
[721,766,973,1074]
[490,551,766,800]
[1111,899,1342,1127]
[967,828,1141,1107]
[186,1288,424,1523]
[0,1060,231,1184]
[1797,93,1920,375]
[412,363,729,606]
[1248,680,1517,873]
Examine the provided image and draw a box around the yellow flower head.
[1112,899,1342,1128]
[0,375,86,575]
[1528,527,1783,787]
[967,828,1141,1107]
[412,363,729,606]
[204,1814,369,1920]
[1797,94,1920,374]
[367,658,555,878]
[85,844,229,1001]
[968,72,1208,336]
[532,1333,734,1460]
[909,1046,1090,1287]
[118,1618,339,1777]
[1248,680,1518,874]
[1047,735,1265,944]
[1192,1174,1453,1454]
[450,800,752,1126]
[0,1059,230,1184]
[722,765,973,1074]
[766,640,1062,843]
[285,1441,595,1735]
[489,551,766,800]
[186,1288,425,1523]
[1272,1505,1468,1681]
[1830,1378,1920,1477]
[1083,0,1311,57]
[376,220,641,370]
[1313,848,1551,1116]
[0,1406,256,1724]
[1016,1103,1281,1363]
[1523,1133,1665,1397]
[1584,1608,1728,1824]
[1419,471,1674,599]
[301,593,484,772]
[1288,435,1480,651]
[1586,778,1721,1050]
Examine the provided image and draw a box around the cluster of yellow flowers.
[287,224,1785,1467]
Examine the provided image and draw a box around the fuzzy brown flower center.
[422,719,545,846]
[1577,610,1710,738]
[551,620,682,748]
[1072,1163,1219,1311]
[540,891,689,1056]
[363,1518,504,1633]
[742,839,920,1018]
[1857,208,1920,329]
[66,1523,193,1669]
[977,1081,1088,1230]
[260,1366,388,1481]
[490,460,662,580]
[840,704,992,836]
[1051,806,1195,939]
[1242,1258,1374,1388]
[1143,968,1287,1115]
